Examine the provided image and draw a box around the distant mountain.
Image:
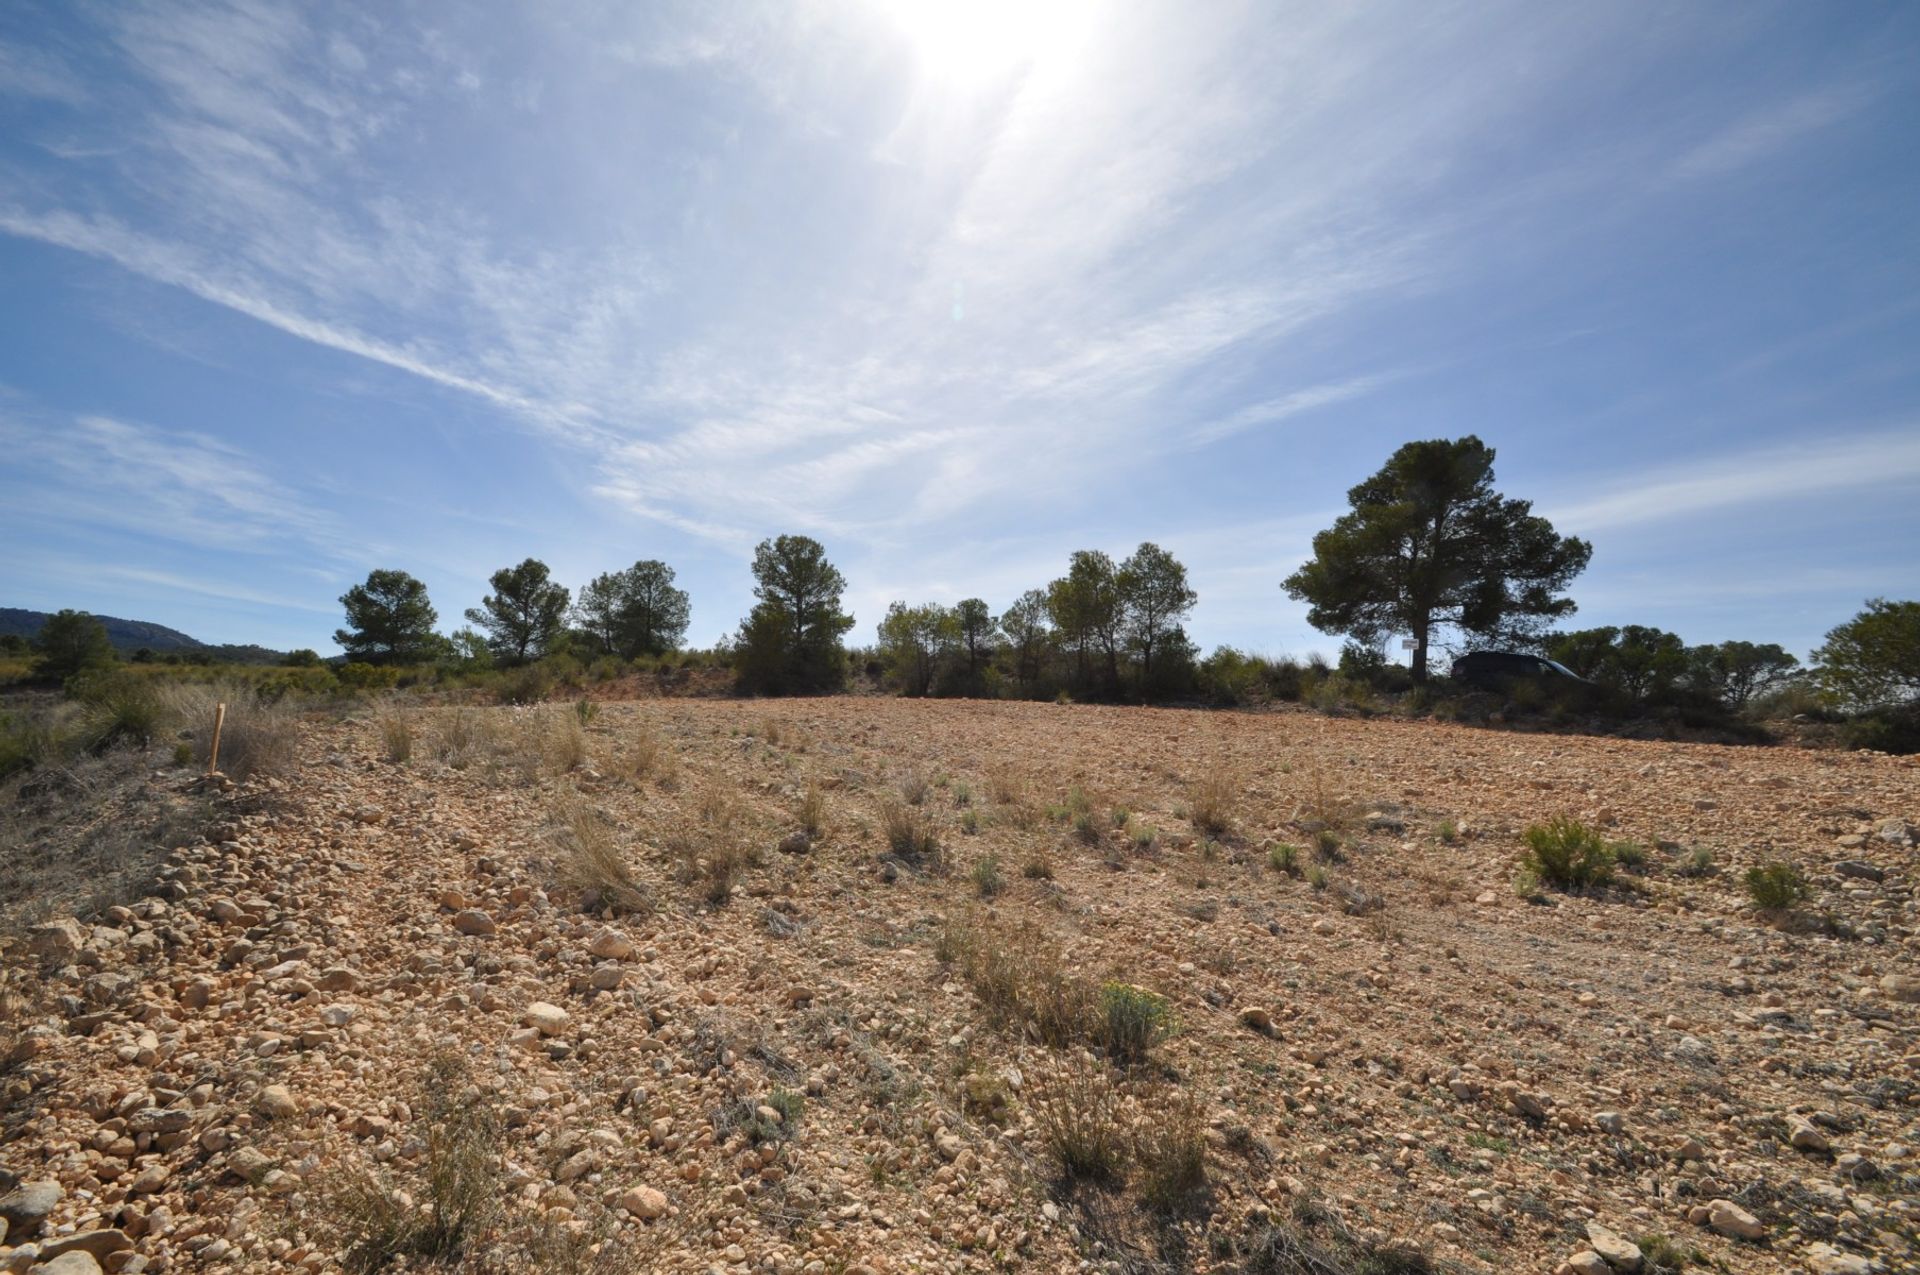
[0,608,290,664]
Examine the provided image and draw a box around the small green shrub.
[1434,819,1460,844]
[971,854,1005,899]
[1097,983,1172,1065]
[1521,816,1615,888]
[1675,846,1714,878]
[1612,841,1647,872]
[1745,861,1809,911]
[1268,843,1301,876]
[1307,865,1328,891]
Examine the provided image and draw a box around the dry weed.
[310,1052,500,1273]
[1033,1057,1129,1183]
[550,794,649,914]
[1188,768,1238,839]
[159,683,300,780]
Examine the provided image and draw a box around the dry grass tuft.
[797,785,827,839]
[1187,768,1238,839]
[310,1051,501,1273]
[1135,1084,1209,1211]
[159,683,300,781]
[671,781,754,907]
[880,799,941,871]
[1033,1058,1129,1183]
[551,795,649,914]
[378,709,413,764]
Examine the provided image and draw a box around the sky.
[3,1,1918,662]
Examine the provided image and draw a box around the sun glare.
[878,0,1094,86]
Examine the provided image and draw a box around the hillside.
[0,608,287,664]
[1,699,1915,1275]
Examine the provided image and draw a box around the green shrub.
[971,854,1005,898]
[1521,816,1615,888]
[1268,843,1301,876]
[1745,862,1808,911]
[1097,983,1172,1065]
[336,661,403,692]
[70,670,166,749]
[1675,846,1714,878]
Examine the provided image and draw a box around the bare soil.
[2,698,1914,1274]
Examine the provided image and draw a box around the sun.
[876,0,1094,87]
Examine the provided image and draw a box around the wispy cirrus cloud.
[0,410,339,554]
[1548,427,1920,533]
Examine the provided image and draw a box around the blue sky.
[3,1,1917,660]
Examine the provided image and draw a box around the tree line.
[12,434,1911,748]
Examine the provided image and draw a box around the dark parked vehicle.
[1449,650,1590,689]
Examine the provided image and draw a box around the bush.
[158,683,300,780]
[551,797,649,914]
[1188,770,1237,838]
[881,800,941,870]
[970,854,1005,898]
[1034,1061,1129,1183]
[1521,816,1615,889]
[493,663,554,705]
[1135,1086,1209,1212]
[336,661,402,692]
[70,671,166,749]
[312,1052,500,1273]
[1745,861,1809,911]
[1097,982,1172,1065]
[1268,843,1301,876]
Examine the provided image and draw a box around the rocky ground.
[1,697,1915,1275]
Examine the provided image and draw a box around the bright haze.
[2,1,1917,657]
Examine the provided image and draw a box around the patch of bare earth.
[1,698,1914,1275]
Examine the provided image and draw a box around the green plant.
[1097,982,1172,1065]
[1612,840,1648,872]
[952,781,972,807]
[1745,861,1809,911]
[765,1086,805,1132]
[574,698,599,725]
[1268,843,1301,876]
[1073,810,1101,844]
[1021,852,1054,880]
[1435,819,1460,844]
[1307,865,1329,891]
[1636,1232,1705,1272]
[1314,828,1342,861]
[1521,816,1615,889]
[1675,846,1714,878]
[971,854,1005,899]
[960,809,980,835]
[1129,818,1157,850]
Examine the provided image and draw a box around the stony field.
[1,697,1916,1275]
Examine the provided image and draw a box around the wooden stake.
[207,702,227,776]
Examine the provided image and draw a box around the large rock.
[1557,1253,1610,1275]
[586,929,633,961]
[524,1002,570,1036]
[1833,860,1884,883]
[36,1230,130,1264]
[452,909,497,936]
[27,1253,103,1275]
[1706,1199,1765,1240]
[26,920,85,964]
[1584,1222,1643,1272]
[0,1180,62,1234]
[622,1186,668,1220]
[1880,974,1920,1004]
[1803,1241,1878,1275]
[1789,1116,1831,1154]
[254,1085,298,1120]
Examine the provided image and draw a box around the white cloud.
[0,410,341,554]
[1548,427,1920,533]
